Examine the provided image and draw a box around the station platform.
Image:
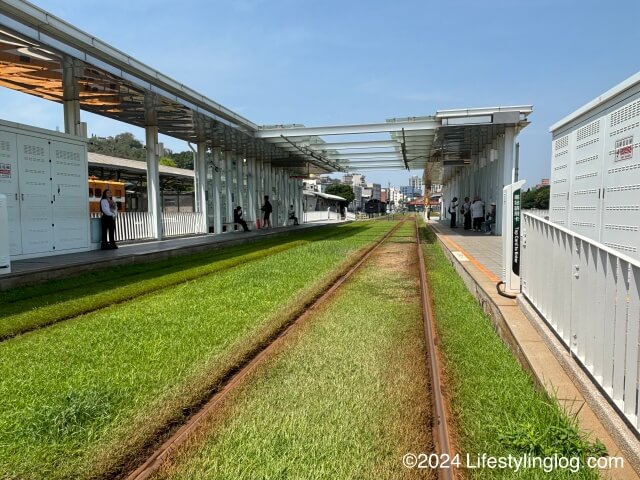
[429,219,640,480]
[0,222,334,291]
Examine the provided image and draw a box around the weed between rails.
[152,223,432,480]
[419,223,603,479]
[0,221,398,480]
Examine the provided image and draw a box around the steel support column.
[145,125,162,239]
[195,142,208,233]
[236,155,245,212]
[62,55,82,136]
[213,147,222,234]
[224,151,234,228]
[246,158,254,223]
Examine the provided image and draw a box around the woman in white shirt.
[470,197,485,231]
[100,189,118,250]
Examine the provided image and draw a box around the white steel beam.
[307,140,400,150]
[326,151,402,160]
[255,119,438,138]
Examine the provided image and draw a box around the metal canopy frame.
[257,107,532,184]
[0,1,533,182]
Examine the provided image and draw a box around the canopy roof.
[0,1,532,182]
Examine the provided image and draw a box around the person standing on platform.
[471,197,485,231]
[261,195,273,228]
[462,196,472,230]
[234,206,250,232]
[100,189,118,250]
[448,197,459,228]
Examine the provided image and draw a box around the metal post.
[62,55,81,136]
[212,147,222,234]
[236,154,244,212]
[195,142,208,233]
[145,125,162,239]
[224,151,234,229]
[246,158,255,224]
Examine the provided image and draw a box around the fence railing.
[162,212,206,237]
[304,211,342,222]
[521,212,639,433]
[90,211,205,242]
[522,208,549,219]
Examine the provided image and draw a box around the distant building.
[408,175,422,191]
[389,187,403,206]
[536,178,550,189]
[400,185,421,199]
[366,183,381,201]
[351,174,366,187]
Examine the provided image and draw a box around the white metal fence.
[522,208,549,220]
[521,212,639,432]
[304,211,342,222]
[91,211,205,242]
[162,212,205,237]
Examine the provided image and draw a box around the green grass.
[0,224,370,340]
[420,223,604,479]
[0,221,397,480]
[154,223,433,480]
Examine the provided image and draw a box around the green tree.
[535,185,550,209]
[521,188,537,209]
[89,132,147,161]
[169,151,194,170]
[159,157,177,167]
[325,183,355,204]
[521,185,550,209]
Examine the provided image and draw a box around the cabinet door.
[600,99,640,257]
[0,130,22,254]
[18,134,53,254]
[51,141,88,250]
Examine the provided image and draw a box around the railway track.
[415,217,456,480]
[123,216,455,480]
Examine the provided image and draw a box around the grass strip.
[154,223,433,480]
[0,221,397,480]
[0,224,355,306]
[0,241,302,340]
[420,223,604,479]
[0,224,367,340]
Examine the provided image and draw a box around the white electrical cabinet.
[0,194,10,274]
[549,72,640,261]
[0,119,89,259]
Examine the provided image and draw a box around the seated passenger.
[234,206,250,232]
[288,205,299,225]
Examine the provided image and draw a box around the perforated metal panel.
[17,134,53,254]
[551,84,640,260]
[0,122,89,258]
[51,141,88,250]
[601,100,640,255]
[549,134,571,226]
[569,119,603,237]
[0,130,21,254]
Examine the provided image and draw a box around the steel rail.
[125,220,405,480]
[415,217,456,480]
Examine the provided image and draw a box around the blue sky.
[1,0,639,189]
